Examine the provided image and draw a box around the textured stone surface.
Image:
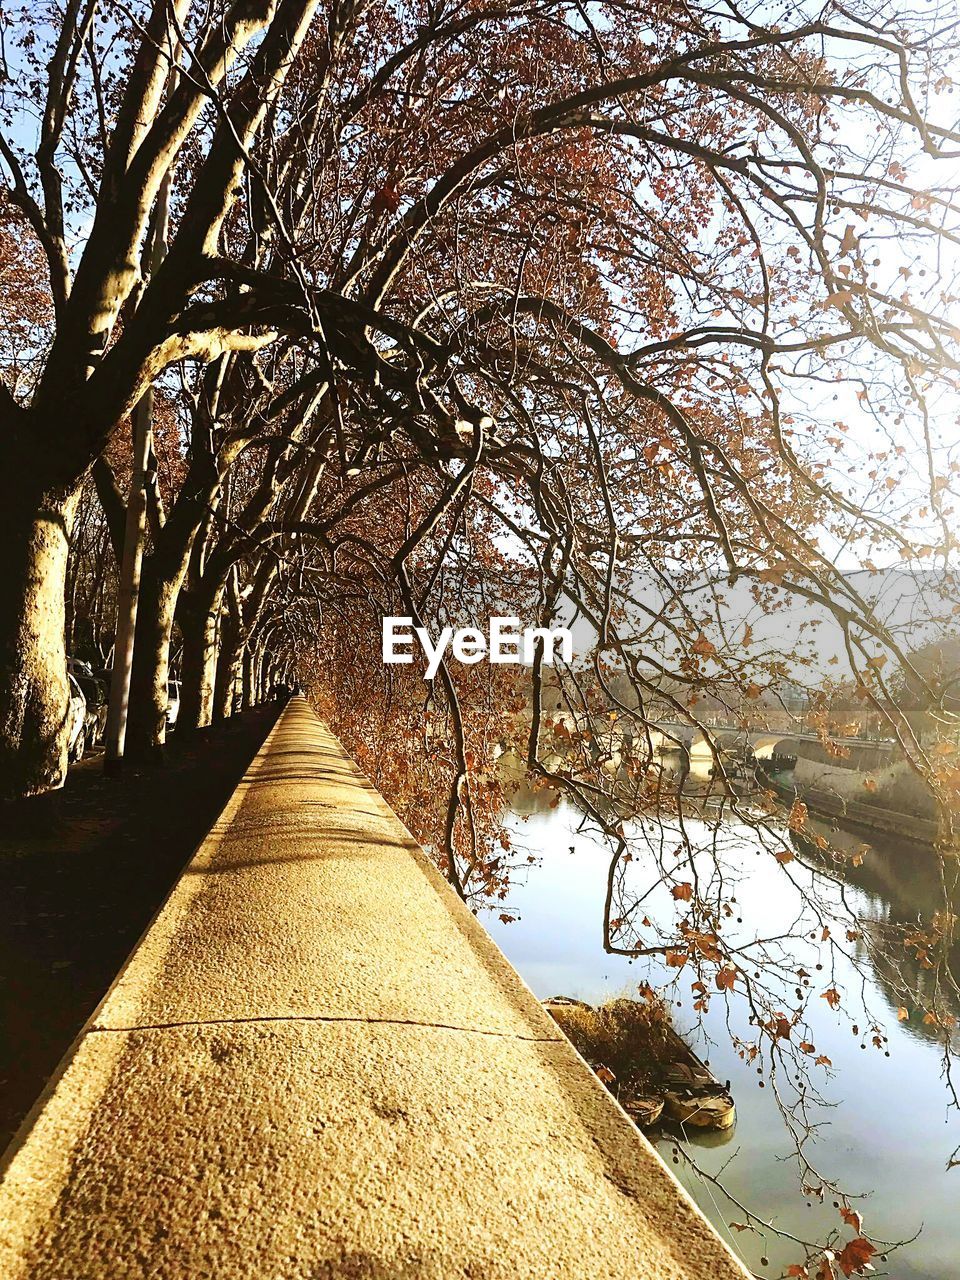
[0,699,750,1279]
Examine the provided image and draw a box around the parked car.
[66,673,87,762]
[166,680,181,731]
[75,674,108,749]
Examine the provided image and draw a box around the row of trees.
[1,3,960,1267]
[0,0,956,795]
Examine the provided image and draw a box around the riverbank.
[760,768,941,849]
[0,705,279,1149]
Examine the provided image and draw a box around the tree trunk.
[213,616,242,722]
[0,481,80,798]
[178,588,221,733]
[254,645,268,704]
[125,564,179,762]
[240,644,256,711]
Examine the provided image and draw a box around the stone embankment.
[0,698,749,1279]
[764,769,940,848]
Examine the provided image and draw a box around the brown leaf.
[817,1252,837,1280]
[837,1237,877,1276]
[839,1207,863,1234]
[715,964,737,992]
[672,881,694,901]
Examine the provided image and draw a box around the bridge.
[541,710,895,774]
[0,698,748,1279]
[651,722,895,757]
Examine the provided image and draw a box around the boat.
[658,1059,736,1130]
[621,1093,666,1127]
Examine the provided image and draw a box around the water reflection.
[790,820,960,1053]
[484,788,960,1279]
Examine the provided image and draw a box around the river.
[481,782,960,1278]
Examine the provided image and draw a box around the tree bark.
[124,564,179,762]
[0,480,80,798]
[178,587,221,733]
[254,645,268,705]
[213,614,242,722]
[240,644,257,711]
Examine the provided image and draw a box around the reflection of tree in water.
[791,819,960,1052]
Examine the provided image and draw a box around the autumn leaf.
[897,1007,909,1021]
[776,848,796,864]
[817,1251,837,1280]
[672,881,694,901]
[821,987,841,1009]
[715,964,737,992]
[837,1237,877,1276]
[758,562,790,584]
[691,632,716,657]
[839,1206,863,1234]
[594,1064,616,1085]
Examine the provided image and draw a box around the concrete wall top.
[0,698,750,1279]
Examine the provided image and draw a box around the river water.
[481,783,960,1278]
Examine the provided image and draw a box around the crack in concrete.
[87,1013,564,1043]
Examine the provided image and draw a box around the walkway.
[0,698,749,1279]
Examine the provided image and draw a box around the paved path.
[0,698,749,1279]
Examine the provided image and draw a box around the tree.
[3,0,959,799]
[0,0,320,795]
